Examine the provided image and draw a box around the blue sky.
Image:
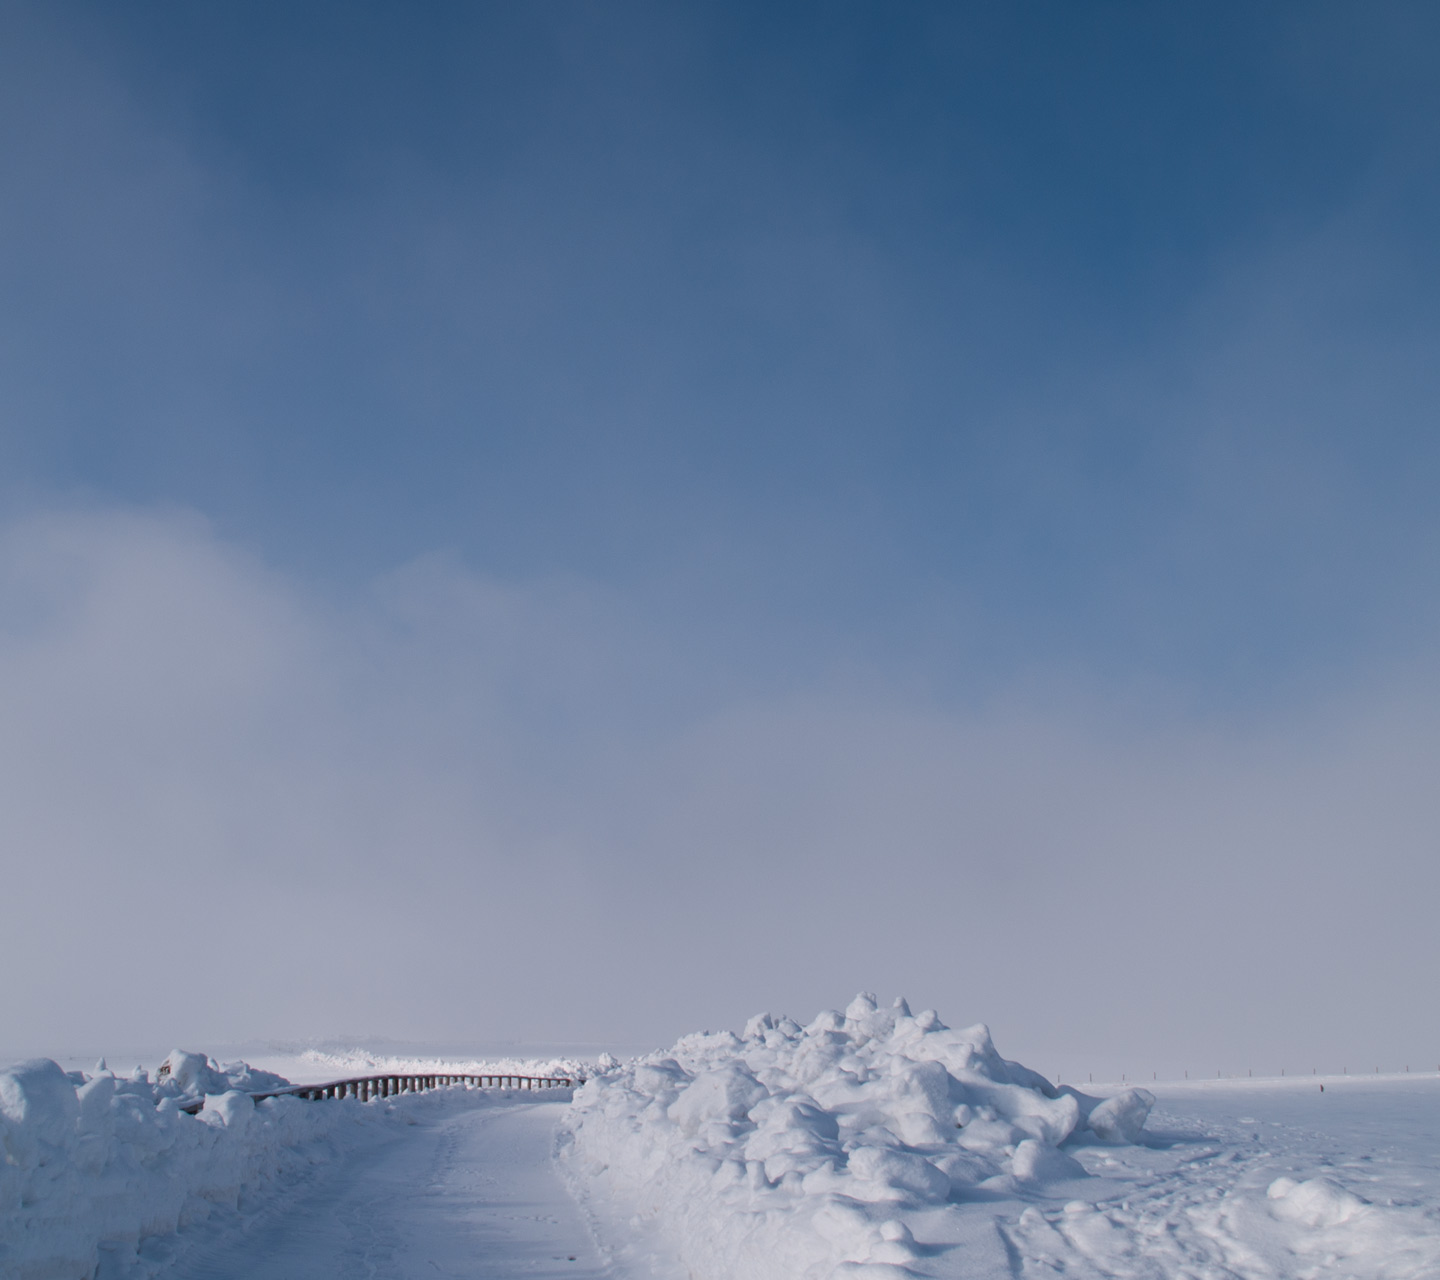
[8,0,1439,696]
[3,3,1439,1070]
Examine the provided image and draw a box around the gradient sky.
[3,2,1439,1080]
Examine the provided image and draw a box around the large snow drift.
[0,1052,364,1280]
[561,993,1153,1280]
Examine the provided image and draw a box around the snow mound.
[560,994,1143,1280]
[0,1053,366,1280]
[155,1050,290,1098]
[1267,1175,1368,1228]
[1086,1085,1155,1143]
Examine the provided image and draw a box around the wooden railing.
[177,1072,580,1115]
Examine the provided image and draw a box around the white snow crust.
[560,993,1154,1279]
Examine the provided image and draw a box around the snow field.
[1070,1082,1440,1280]
[559,993,1156,1280]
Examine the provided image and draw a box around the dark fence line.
[177,1072,581,1115]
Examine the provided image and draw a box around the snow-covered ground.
[5,999,1439,1280]
[1132,1073,1440,1278]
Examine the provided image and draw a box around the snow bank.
[560,993,1152,1280]
[151,1051,288,1097]
[0,1052,365,1280]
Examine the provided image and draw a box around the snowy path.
[167,1096,610,1280]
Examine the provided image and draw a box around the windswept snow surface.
[561,995,1440,1280]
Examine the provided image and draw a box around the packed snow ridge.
[0,1052,364,1280]
[561,992,1154,1280]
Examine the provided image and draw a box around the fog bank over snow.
[2,505,1439,1074]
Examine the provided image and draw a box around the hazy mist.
[3,3,1439,1078]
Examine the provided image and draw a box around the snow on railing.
[177,1072,581,1114]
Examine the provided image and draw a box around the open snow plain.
[4,997,1438,1280]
